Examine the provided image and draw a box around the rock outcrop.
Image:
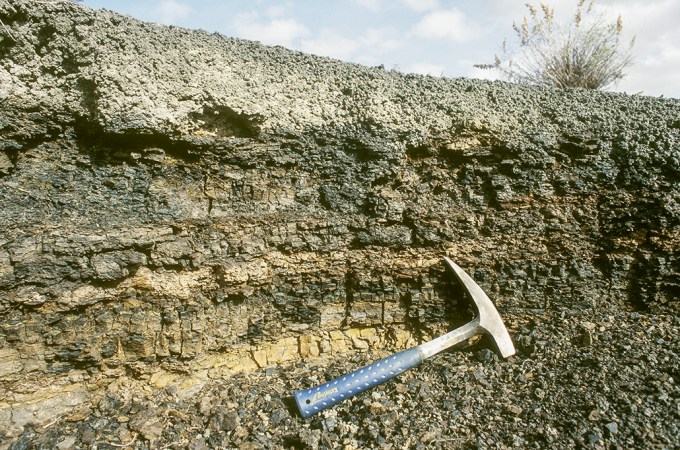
[0,1,678,447]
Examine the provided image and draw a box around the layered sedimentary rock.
[0,0,678,441]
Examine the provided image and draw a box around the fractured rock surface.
[0,0,678,446]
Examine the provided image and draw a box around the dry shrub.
[476,0,635,90]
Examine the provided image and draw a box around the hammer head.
[444,257,516,358]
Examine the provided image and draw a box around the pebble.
[299,428,321,450]
[215,410,240,431]
[56,436,77,450]
[476,348,496,363]
[79,428,95,445]
[587,432,601,444]
[369,402,387,415]
[269,409,287,425]
[588,409,601,421]
[166,385,178,396]
[508,405,523,416]
[323,417,337,432]
[191,437,209,450]
[605,422,619,435]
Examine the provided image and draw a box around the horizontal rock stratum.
[0,1,678,447]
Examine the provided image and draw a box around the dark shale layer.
[0,1,678,447]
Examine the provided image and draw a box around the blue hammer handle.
[293,348,423,418]
[293,258,517,418]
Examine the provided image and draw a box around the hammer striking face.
[294,257,515,418]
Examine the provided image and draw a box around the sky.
[79,0,680,98]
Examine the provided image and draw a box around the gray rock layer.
[0,0,678,446]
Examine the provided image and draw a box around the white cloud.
[401,0,439,12]
[264,5,287,18]
[467,65,501,82]
[350,0,384,12]
[478,0,583,19]
[154,0,191,25]
[411,8,479,42]
[304,30,361,61]
[231,12,309,48]
[303,27,403,63]
[363,28,402,52]
[581,0,680,96]
[617,34,680,96]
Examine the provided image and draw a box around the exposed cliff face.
[0,1,678,447]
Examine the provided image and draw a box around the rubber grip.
[294,347,423,418]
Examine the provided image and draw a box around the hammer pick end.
[443,257,516,358]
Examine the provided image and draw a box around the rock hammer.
[294,257,515,418]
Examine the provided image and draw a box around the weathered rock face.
[0,0,678,445]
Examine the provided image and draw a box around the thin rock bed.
[8,310,678,449]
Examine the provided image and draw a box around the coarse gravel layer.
[8,310,679,449]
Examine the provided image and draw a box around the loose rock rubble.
[6,311,678,448]
[0,1,678,448]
